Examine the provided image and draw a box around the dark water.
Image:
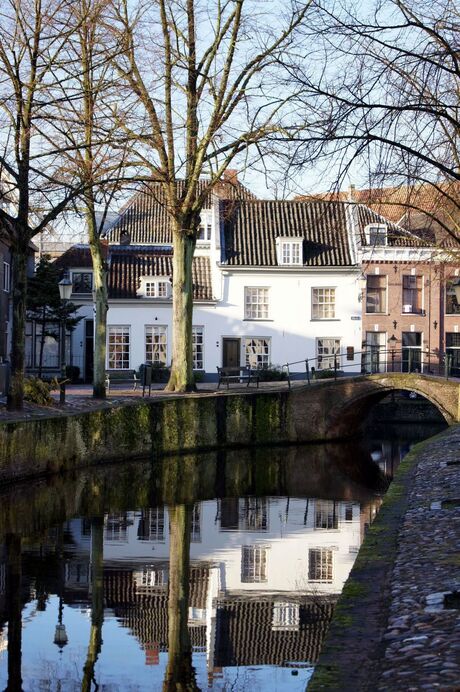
[0,423,446,691]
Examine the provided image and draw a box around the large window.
[137,508,165,542]
[245,287,269,320]
[104,513,129,542]
[366,275,386,313]
[312,288,336,319]
[72,271,93,294]
[402,275,423,314]
[402,331,422,373]
[308,548,333,583]
[241,545,268,583]
[272,602,300,631]
[145,326,167,365]
[446,279,460,314]
[244,337,270,368]
[197,223,212,241]
[192,326,204,369]
[108,326,130,369]
[317,338,340,370]
[315,500,339,530]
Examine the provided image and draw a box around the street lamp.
[58,277,72,404]
[388,334,398,372]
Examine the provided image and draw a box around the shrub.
[312,368,343,380]
[193,370,205,383]
[24,377,55,406]
[257,365,287,382]
[150,362,170,382]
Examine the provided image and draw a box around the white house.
[53,177,406,382]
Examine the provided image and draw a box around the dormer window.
[138,276,171,298]
[276,238,303,265]
[365,224,387,246]
[197,223,212,241]
[72,271,93,294]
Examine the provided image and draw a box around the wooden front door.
[222,338,241,368]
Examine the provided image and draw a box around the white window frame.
[244,337,271,369]
[365,224,388,246]
[308,548,333,583]
[317,337,341,370]
[107,325,130,370]
[272,602,300,631]
[141,278,170,299]
[145,325,167,365]
[241,545,268,583]
[312,287,336,320]
[192,326,204,369]
[314,500,339,530]
[3,261,10,293]
[244,286,269,320]
[276,237,303,266]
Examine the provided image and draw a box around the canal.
[0,418,446,691]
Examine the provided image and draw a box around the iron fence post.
[305,359,310,385]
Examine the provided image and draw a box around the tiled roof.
[53,244,107,269]
[221,199,354,266]
[108,247,213,301]
[298,183,460,248]
[215,596,336,667]
[107,177,255,245]
[355,205,431,248]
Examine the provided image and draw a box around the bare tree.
[109,0,312,392]
[288,0,460,245]
[0,0,84,409]
[51,0,132,398]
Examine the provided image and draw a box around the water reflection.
[0,434,437,690]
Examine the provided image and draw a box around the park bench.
[217,366,260,389]
[105,370,139,393]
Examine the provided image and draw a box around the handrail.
[281,348,456,388]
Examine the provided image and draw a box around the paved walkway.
[377,426,460,691]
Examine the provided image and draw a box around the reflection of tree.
[163,505,198,691]
[82,517,104,692]
[5,533,22,692]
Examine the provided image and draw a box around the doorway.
[222,338,241,368]
[84,319,94,383]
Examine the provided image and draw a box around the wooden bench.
[217,366,260,389]
[105,370,139,393]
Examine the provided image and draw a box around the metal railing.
[282,348,457,388]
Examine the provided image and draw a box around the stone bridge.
[288,373,460,441]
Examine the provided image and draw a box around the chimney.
[348,184,356,202]
[222,169,238,184]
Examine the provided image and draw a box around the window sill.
[365,312,388,316]
[243,318,274,322]
[310,318,340,322]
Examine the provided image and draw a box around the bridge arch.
[290,373,459,441]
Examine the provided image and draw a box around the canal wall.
[0,375,458,485]
[308,424,460,692]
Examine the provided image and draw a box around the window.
[238,498,268,531]
[197,223,212,241]
[272,602,300,631]
[144,280,169,298]
[365,224,387,246]
[317,338,340,370]
[241,545,268,583]
[312,288,336,319]
[104,513,129,542]
[446,333,460,377]
[402,331,422,373]
[134,567,168,590]
[244,337,270,368]
[3,262,10,292]
[245,287,269,320]
[446,279,460,314]
[137,508,165,542]
[308,548,333,582]
[192,326,204,369]
[366,276,386,313]
[191,503,201,543]
[402,275,423,314]
[108,326,130,369]
[315,500,338,530]
[145,326,167,365]
[277,238,302,265]
[72,271,93,294]
[363,332,387,374]
[345,504,354,522]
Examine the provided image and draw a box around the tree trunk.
[7,246,28,410]
[5,533,22,692]
[166,227,196,393]
[82,516,104,692]
[90,244,108,399]
[163,504,197,691]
